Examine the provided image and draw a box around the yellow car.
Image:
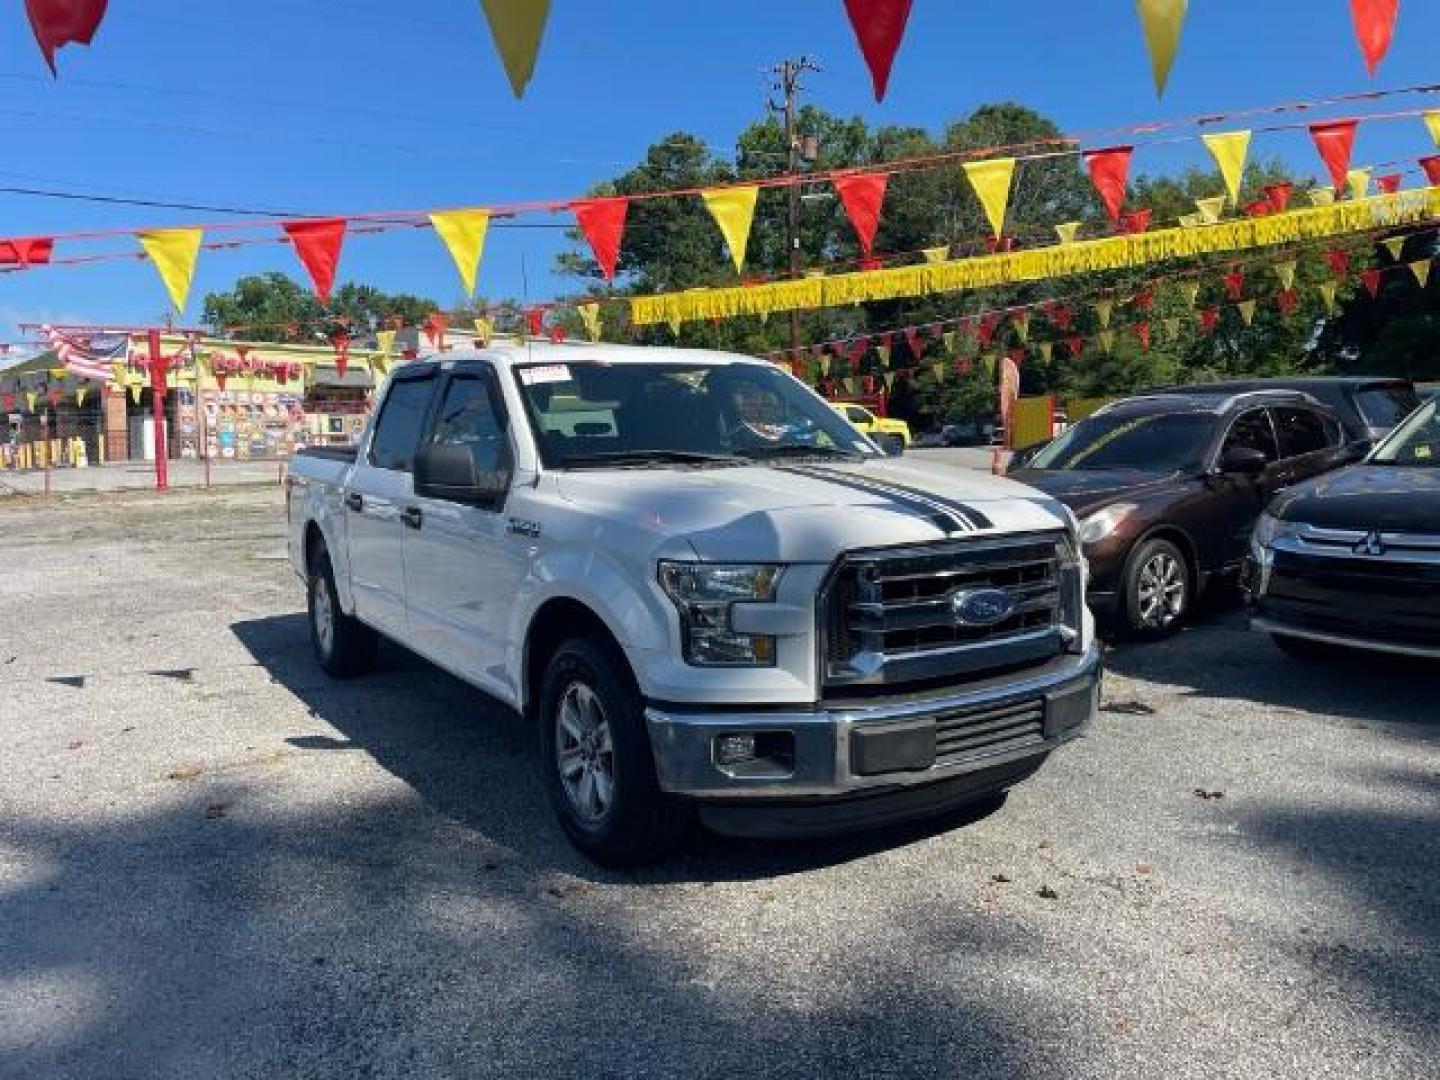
[831,402,912,453]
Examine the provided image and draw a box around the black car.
[1166,377,1420,453]
[1248,397,1440,660]
[1012,389,1351,636]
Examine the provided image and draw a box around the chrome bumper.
[645,646,1101,799]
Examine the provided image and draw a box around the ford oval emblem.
[953,588,1015,627]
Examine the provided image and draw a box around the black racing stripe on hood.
[777,465,990,535]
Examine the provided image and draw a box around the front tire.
[1121,537,1191,639]
[308,546,378,678]
[539,637,690,866]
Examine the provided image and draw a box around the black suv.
[1011,390,1351,636]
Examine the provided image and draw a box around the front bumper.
[644,645,1100,801]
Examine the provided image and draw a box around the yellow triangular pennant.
[480,0,552,98]
[933,362,948,383]
[1202,130,1251,206]
[473,318,493,346]
[1094,298,1115,328]
[111,361,127,386]
[1055,221,1081,245]
[1098,330,1116,355]
[1382,237,1406,262]
[429,209,491,297]
[1309,187,1336,207]
[1425,111,1440,149]
[376,330,396,356]
[75,387,87,408]
[1319,280,1339,315]
[701,186,760,273]
[25,391,38,412]
[819,354,832,377]
[1012,312,1030,343]
[1195,196,1226,224]
[128,382,142,405]
[942,330,958,356]
[1136,0,1189,97]
[1180,281,1201,308]
[963,157,1017,239]
[1411,259,1432,288]
[1274,261,1297,290]
[922,246,950,263]
[876,343,892,368]
[1038,342,1054,363]
[1163,316,1182,341]
[138,228,203,312]
[1237,299,1258,325]
[577,301,603,342]
[1179,213,1204,229]
[1347,168,1372,201]
[883,372,896,391]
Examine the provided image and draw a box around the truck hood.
[1271,464,1440,531]
[553,458,1068,563]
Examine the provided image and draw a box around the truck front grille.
[821,532,1080,695]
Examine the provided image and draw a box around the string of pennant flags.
[13,3,1416,104]
[5,98,1440,329]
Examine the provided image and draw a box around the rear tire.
[1121,537,1191,639]
[307,546,378,678]
[539,637,690,866]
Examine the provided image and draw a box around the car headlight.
[1252,512,1297,550]
[658,563,783,667]
[1079,503,1139,545]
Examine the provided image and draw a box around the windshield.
[513,360,878,469]
[1370,400,1439,466]
[1027,412,1213,473]
[1356,385,1421,429]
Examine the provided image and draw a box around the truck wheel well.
[524,599,635,718]
[304,522,326,572]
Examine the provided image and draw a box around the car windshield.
[1369,400,1440,466]
[1355,385,1421,429]
[1026,412,1213,473]
[513,360,878,469]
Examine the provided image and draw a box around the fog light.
[714,733,758,766]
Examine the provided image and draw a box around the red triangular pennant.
[1375,173,1402,194]
[571,197,629,282]
[833,173,889,258]
[1134,322,1152,351]
[25,0,108,75]
[1047,303,1074,331]
[1276,288,1300,315]
[1264,182,1294,213]
[843,0,914,102]
[525,306,546,337]
[1361,268,1383,297]
[1245,199,1274,219]
[1326,250,1352,278]
[1349,0,1399,77]
[976,312,1000,347]
[1120,208,1152,235]
[1223,269,1246,301]
[1310,120,1359,192]
[1199,307,1220,333]
[904,326,927,360]
[283,219,347,302]
[0,237,55,266]
[1421,155,1440,186]
[332,334,350,379]
[1132,287,1155,312]
[424,312,449,348]
[1065,336,1084,358]
[1083,146,1134,225]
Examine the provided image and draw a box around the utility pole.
[768,56,821,356]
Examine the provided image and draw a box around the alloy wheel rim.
[1137,552,1185,629]
[312,576,335,657]
[556,681,615,824]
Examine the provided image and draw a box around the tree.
[204,273,438,343]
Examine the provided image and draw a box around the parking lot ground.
[2,486,1436,1080]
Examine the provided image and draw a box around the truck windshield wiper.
[738,444,868,461]
[556,450,748,469]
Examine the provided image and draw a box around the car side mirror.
[1218,447,1268,475]
[414,443,507,507]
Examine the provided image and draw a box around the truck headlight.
[658,563,783,667]
[1079,503,1139,545]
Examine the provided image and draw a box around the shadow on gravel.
[230,615,1011,885]
[0,785,1040,1079]
[1103,610,1438,732]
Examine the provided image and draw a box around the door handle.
[344,492,364,513]
[401,507,424,531]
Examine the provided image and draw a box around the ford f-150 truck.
[287,344,1101,865]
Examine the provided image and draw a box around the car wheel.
[540,637,690,866]
[1121,537,1191,639]
[308,546,378,678]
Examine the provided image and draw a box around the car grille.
[821,532,1079,694]
[934,698,1046,767]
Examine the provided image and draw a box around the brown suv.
[1010,390,1351,636]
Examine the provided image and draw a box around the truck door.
[403,370,524,702]
[345,368,438,636]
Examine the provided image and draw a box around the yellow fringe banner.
[629,188,1440,327]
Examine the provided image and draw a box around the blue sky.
[1,1,1438,345]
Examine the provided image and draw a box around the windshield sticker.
[519,364,572,386]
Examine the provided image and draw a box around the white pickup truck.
[287,344,1100,864]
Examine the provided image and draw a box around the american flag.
[41,325,123,382]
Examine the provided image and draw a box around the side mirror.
[1218,446,1268,476]
[414,443,507,507]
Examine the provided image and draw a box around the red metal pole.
[148,329,169,492]
[41,414,52,497]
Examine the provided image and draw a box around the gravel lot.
[2,484,1436,1080]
